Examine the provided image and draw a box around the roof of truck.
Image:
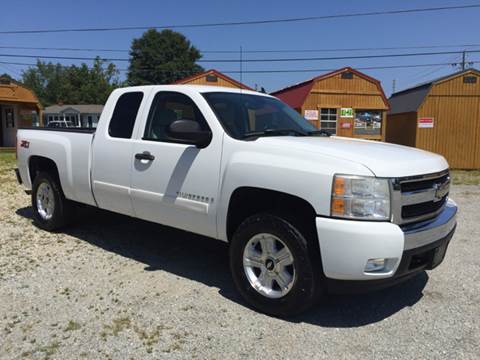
[116,84,267,96]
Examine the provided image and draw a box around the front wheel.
[229,214,323,317]
[32,172,73,231]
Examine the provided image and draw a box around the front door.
[130,91,222,238]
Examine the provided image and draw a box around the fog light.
[365,258,386,272]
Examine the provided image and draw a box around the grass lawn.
[450,170,480,186]
[0,151,16,169]
[0,151,17,186]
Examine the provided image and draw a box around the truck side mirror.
[167,120,212,149]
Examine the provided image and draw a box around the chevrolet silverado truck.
[15,85,457,316]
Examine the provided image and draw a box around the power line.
[205,44,480,54]
[0,60,36,66]
[0,45,127,53]
[2,59,478,74]
[406,55,459,84]
[200,50,480,63]
[0,4,478,34]
[1,43,480,54]
[1,49,479,63]
[209,61,480,74]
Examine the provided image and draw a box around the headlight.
[331,175,390,220]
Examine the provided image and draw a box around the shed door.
[337,109,354,137]
[1,106,16,147]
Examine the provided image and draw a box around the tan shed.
[0,77,42,148]
[175,69,254,90]
[386,69,480,169]
[271,67,390,140]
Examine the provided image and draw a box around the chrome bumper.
[402,199,457,250]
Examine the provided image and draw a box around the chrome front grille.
[391,170,450,225]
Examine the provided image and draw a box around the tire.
[31,171,73,231]
[229,213,323,317]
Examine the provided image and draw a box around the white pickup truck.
[16,85,457,316]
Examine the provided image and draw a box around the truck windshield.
[202,92,318,140]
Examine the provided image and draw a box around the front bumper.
[316,199,457,282]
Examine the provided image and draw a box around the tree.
[127,29,203,85]
[22,58,122,106]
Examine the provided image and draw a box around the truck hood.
[255,136,448,177]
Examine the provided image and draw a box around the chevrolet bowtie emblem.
[433,180,449,202]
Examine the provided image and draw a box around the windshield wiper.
[242,128,308,139]
[307,129,331,137]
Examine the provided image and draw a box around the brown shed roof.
[270,67,390,110]
[0,77,42,110]
[174,69,254,91]
[388,68,480,115]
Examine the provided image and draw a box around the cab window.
[108,92,144,139]
[143,92,209,142]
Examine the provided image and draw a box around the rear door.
[91,89,148,216]
[129,90,222,238]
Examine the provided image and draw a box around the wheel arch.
[226,187,319,248]
[28,156,63,192]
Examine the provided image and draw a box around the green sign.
[340,108,354,118]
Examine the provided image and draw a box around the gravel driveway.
[1,158,479,359]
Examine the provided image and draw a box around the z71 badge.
[20,140,30,149]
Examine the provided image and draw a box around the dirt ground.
[1,152,479,359]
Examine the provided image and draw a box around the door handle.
[135,152,155,161]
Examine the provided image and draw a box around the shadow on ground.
[16,205,428,328]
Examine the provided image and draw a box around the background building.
[44,104,104,128]
[271,67,389,140]
[386,68,480,169]
[0,77,42,148]
[175,69,254,90]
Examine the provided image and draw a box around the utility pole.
[461,50,466,70]
[240,46,243,87]
[392,79,396,94]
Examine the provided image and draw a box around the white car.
[46,120,75,128]
[15,85,457,316]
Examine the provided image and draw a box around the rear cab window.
[108,92,144,139]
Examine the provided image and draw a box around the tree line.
[18,29,203,106]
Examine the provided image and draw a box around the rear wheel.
[230,214,323,317]
[32,172,73,231]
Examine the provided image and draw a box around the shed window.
[341,72,354,79]
[320,108,337,135]
[206,74,218,82]
[463,76,477,84]
[354,110,382,136]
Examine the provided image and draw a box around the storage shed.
[175,69,254,90]
[386,68,480,169]
[271,67,390,140]
[0,77,42,148]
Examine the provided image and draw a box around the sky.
[0,0,479,96]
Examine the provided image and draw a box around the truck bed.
[16,127,97,206]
